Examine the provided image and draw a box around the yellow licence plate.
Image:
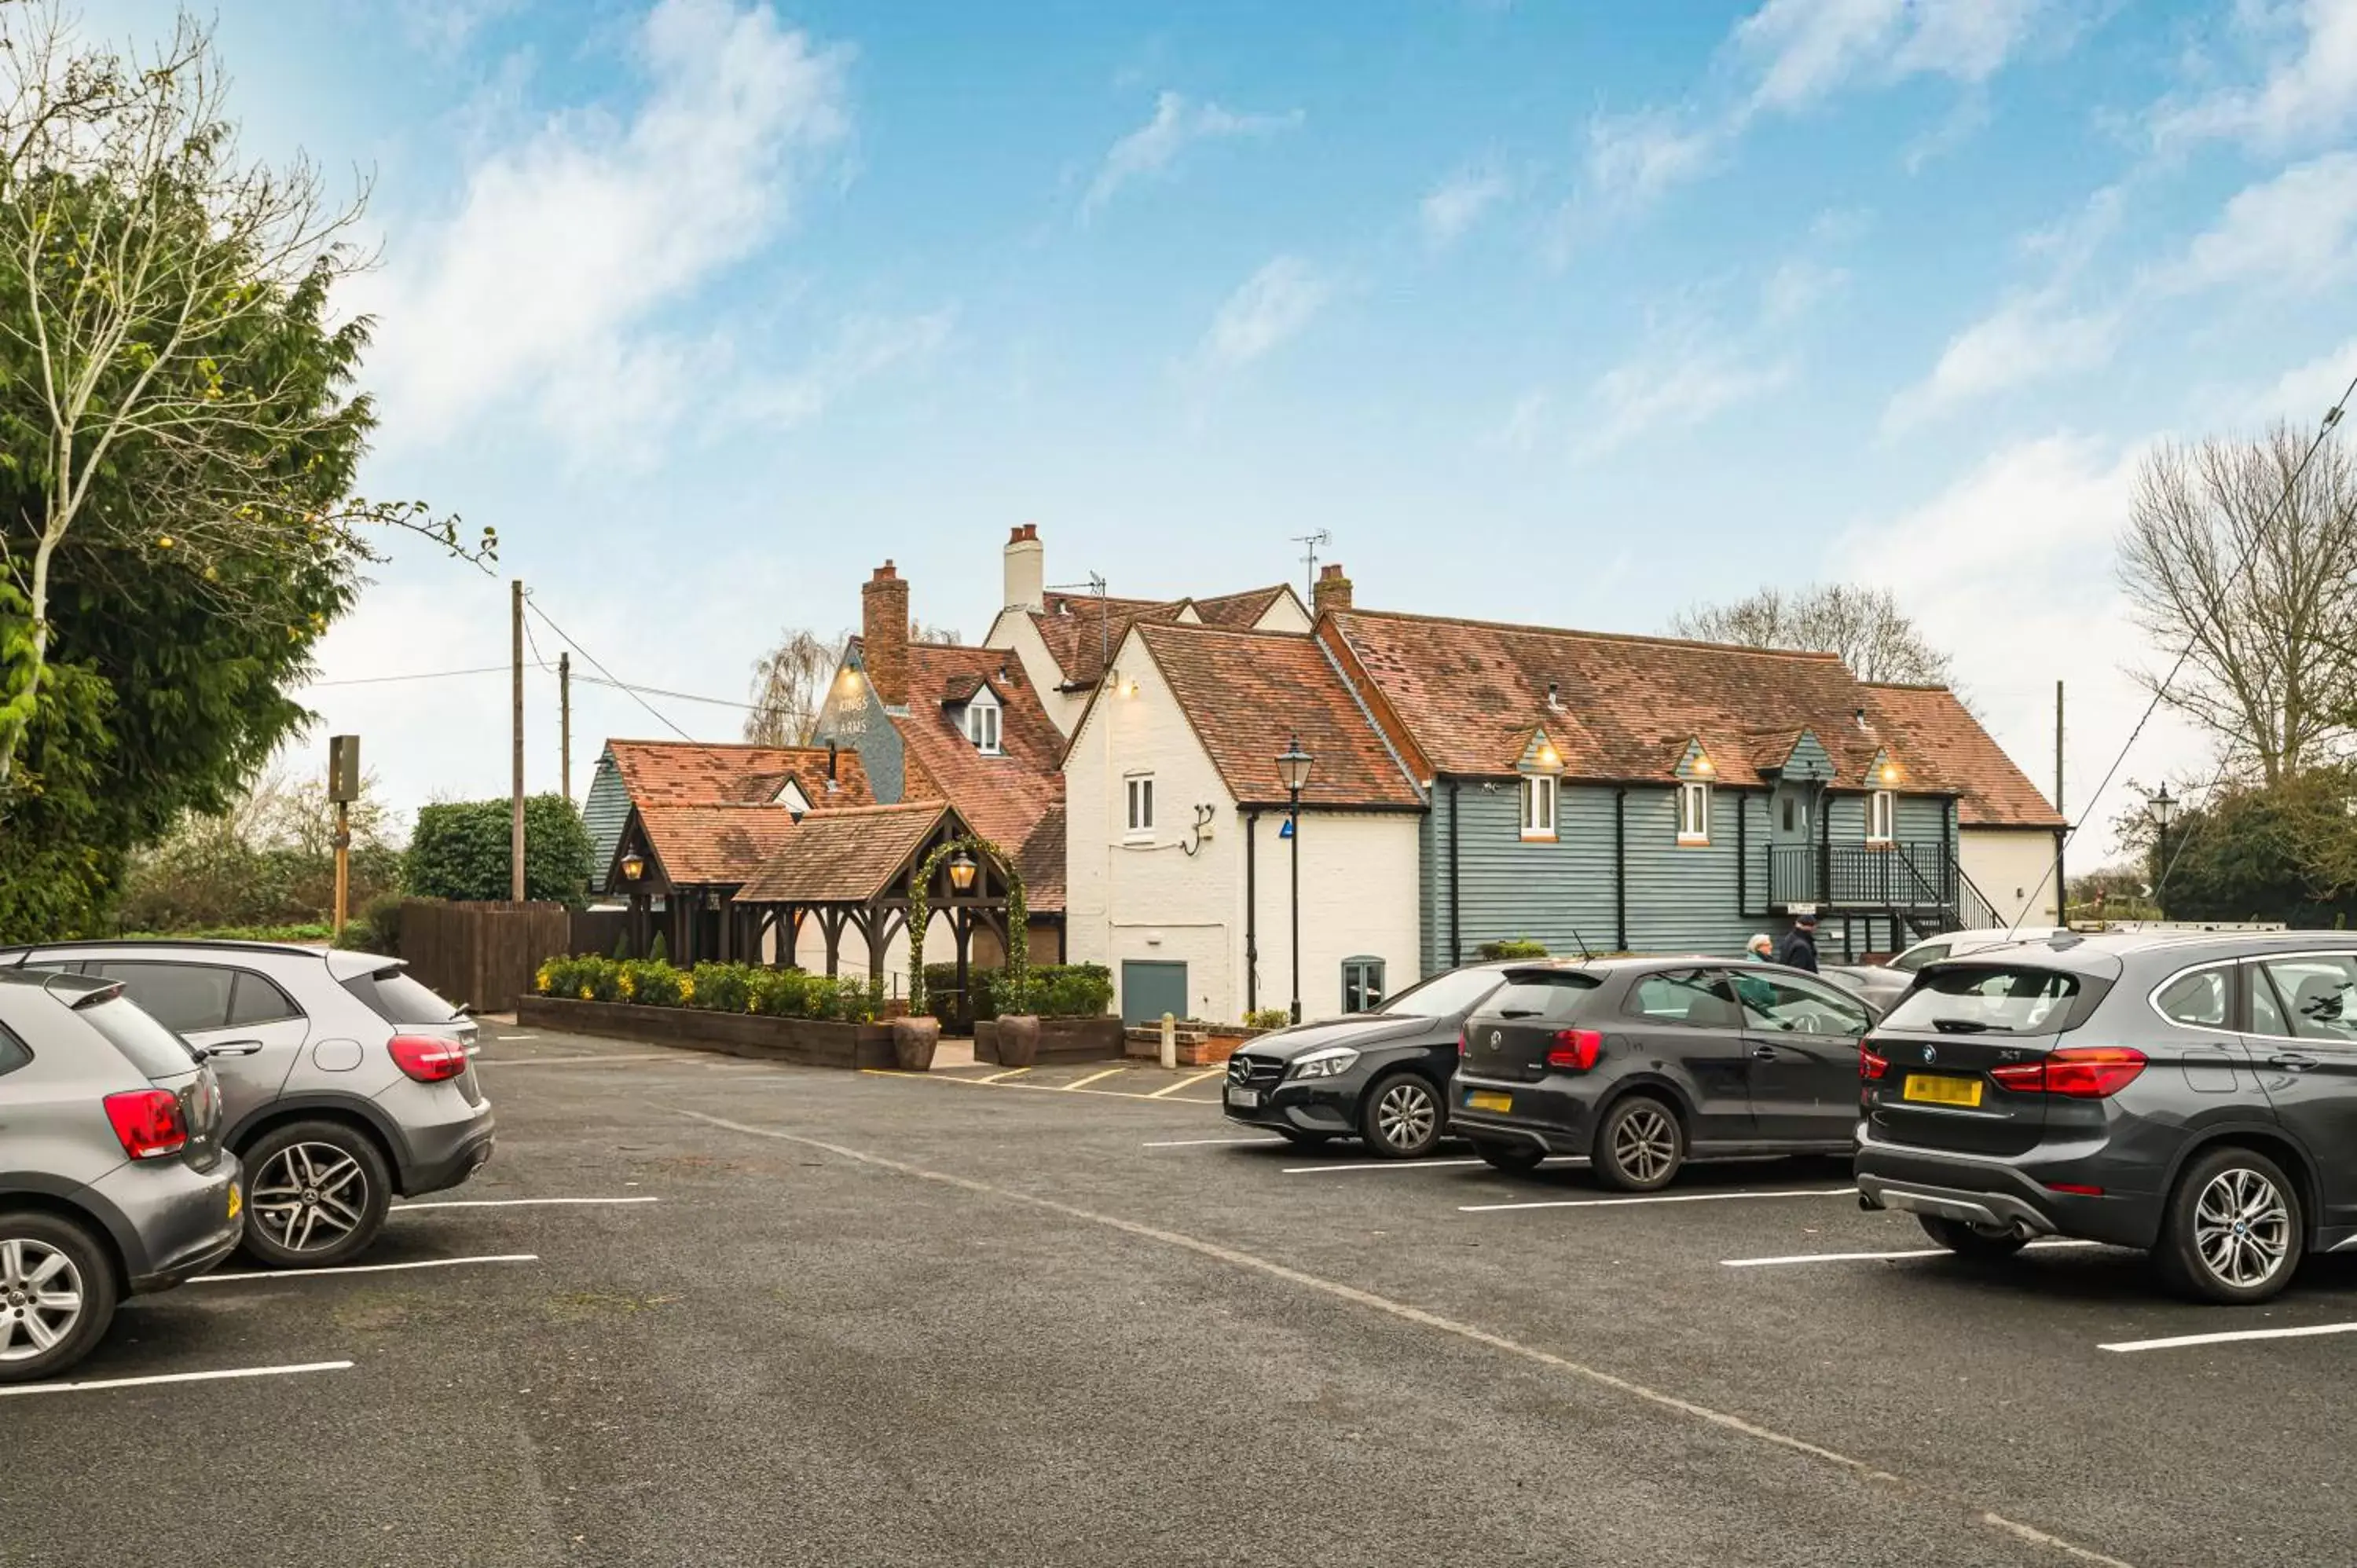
[227,1181,242,1222]
[1902,1073,1983,1108]
[1466,1090,1513,1114]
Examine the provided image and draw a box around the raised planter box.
[518,995,896,1068]
[1124,1023,1267,1067]
[974,1016,1125,1066]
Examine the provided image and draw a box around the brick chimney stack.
[861,561,911,707]
[1314,562,1354,618]
[1003,523,1044,614]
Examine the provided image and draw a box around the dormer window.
[772,779,812,815]
[964,687,1003,754]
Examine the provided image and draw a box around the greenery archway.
[906,834,1028,1020]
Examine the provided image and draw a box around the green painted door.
[1121,961,1189,1028]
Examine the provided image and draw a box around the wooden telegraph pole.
[328,735,359,938]
[511,579,526,902]
[559,650,573,803]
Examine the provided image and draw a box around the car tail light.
[2047,1181,2105,1196]
[1991,1047,2146,1099]
[1457,1026,1470,1058]
[1545,1028,1603,1071]
[389,1035,469,1083]
[104,1088,188,1160]
[1860,1042,1889,1081]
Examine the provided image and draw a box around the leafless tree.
[2118,423,2357,786]
[1668,583,1956,686]
[0,5,489,799]
[743,628,845,746]
[911,620,961,645]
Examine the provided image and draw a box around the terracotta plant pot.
[891,1015,940,1071]
[995,1013,1041,1068]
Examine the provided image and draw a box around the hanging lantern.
[948,851,978,892]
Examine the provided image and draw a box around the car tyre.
[1471,1138,1544,1175]
[240,1120,394,1269]
[2156,1145,2304,1306]
[1592,1095,1684,1192]
[0,1210,117,1386]
[1360,1072,1442,1160]
[1917,1214,2029,1260]
[1275,1129,1332,1148]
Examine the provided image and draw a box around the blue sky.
[85,0,2357,859]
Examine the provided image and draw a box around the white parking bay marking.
[1061,1067,1129,1092]
[1142,1135,1287,1148]
[0,1361,354,1399]
[495,1034,539,1042]
[394,1197,660,1211]
[2099,1321,2357,1354]
[1461,1187,1857,1213]
[194,1254,537,1284]
[1146,1069,1227,1099]
[475,1053,683,1068]
[1722,1240,2104,1268]
[1283,1158,1492,1174]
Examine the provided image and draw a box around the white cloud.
[2253,334,2357,425]
[2164,149,2357,293]
[1883,296,2122,432]
[1736,0,2044,112]
[2154,0,2357,149]
[1575,332,1793,460]
[1760,258,1847,325]
[1420,164,1513,247]
[738,310,957,427]
[1083,91,1303,216]
[1200,256,1329,368]
[1585,108,1721,207]
[1841,434,2202,860]
[399,0,523,53]
[357,0,852,456]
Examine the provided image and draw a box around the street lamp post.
[2150,784,2178,918]
[1275,735,1314,1024]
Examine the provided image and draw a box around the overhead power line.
[310,661,552,688]
[522,596,695,743]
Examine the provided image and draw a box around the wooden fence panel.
[569,907,629,959]
[399,899,570,1014]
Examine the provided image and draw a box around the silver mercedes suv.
[0,969,244,1383]
[1,940,495,1269]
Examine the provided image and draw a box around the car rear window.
[1882,965,2081,1035]
[0,1021,28,1076]
[1376,968,1508,1018]
[343,966,462,1025]
[1485,972,1600,1021]
[77,995,200,1079]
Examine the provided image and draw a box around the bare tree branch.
[1666,582,1959,688]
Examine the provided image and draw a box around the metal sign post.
[328,735,359,939]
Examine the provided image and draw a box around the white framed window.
[1868,789,1895,844]
[1341,956,1386,1013]
[1126,774,1156,838]
[1519,774,1557,841]
[1677,780,1710,844]
[966,691,1002,755]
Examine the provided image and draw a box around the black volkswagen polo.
[1222,964,1517,1158]
[1451,957,1876,1189]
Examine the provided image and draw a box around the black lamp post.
[2150,784,2178,918]
[1275,735,1314,1024]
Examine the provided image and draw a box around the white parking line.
[1142,1135,1288,1148]
[193,1253,537,1284]
[2099,1321,2357,1354]
[1722,1240,2104,1268]
[1146,1068,1227,1099]
[1283,1158,1493,1174]
[0,1361,354,1399]
[393,1197,660,1211]
[495,1033,540,1042]
[1461,1187,1857,1213]
[1061,1067,1129,1091]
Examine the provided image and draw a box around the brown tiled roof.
[1191,585,1293,628]
[1133,622,1423,808]
[634,804,804,887]
[1862,683,2066,829]
[891,643,1069,911]
[734,802,955,903]
[606,740,873,810]
[1328,610,1898,788]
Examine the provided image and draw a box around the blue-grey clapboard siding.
[811,647,908,804]
[583,753,631,896]
[1427,780,1964,967]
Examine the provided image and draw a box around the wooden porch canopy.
[731,800,1017,987]
[604,803,801,965]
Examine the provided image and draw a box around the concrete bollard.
[1160,1011,1177,1071]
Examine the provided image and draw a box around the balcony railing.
[1770,841,1961,914]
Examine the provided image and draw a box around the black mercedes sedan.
[1222,964,1518,1158]
[1452,956,1877,1189]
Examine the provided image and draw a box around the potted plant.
[995,972,1041,1068]
[891,1011,940,1070]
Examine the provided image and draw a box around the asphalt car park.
[9,1023,2357,1566]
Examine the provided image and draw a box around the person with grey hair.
[1746,933,1774,961]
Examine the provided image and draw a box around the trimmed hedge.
[1475,939,1549,961]
[981,962,1113,1019]
[410,794,594,904]
[535,956,879,1024]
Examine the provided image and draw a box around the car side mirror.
[194,1039,265,1060]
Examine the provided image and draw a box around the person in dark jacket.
[1773,913,1820,973]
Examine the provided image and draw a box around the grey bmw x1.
[1856,929,2357,1304]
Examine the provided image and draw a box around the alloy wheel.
[251,1142,372,1254]
[0,1237,84,1363]
[2194,1165,2292,1291]
[1375,1080,1436,1151]
[1612,1106,1677,1185]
